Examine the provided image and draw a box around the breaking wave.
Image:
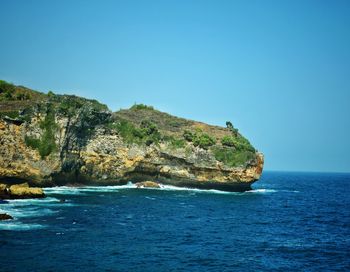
[0,221,46,231]
[43,182,278,195]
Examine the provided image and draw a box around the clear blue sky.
[1,0,349,173]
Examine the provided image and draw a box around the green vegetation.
[0,111,20,119]
[0,110,32,122]
[113,119,161,145]
[130,104,154,111]
[57,96,84,117]
[25,136,41,150]
[39,105,58,157]
[183,130,194,142]
[0,80,15,97]
[140,120,161,145]
[25,104,58,158]
[193,133,216,149]
[114,105,193,136]
[0,80,31,101]
[221,135,235,147]
[221,135,255,152]
[56,94,108,117]
[163,135,186,149]
[213,146,255,167]
[226,120,238,135]
[183,129,216,149]
[140,120,158,135]
[226,121,233,130]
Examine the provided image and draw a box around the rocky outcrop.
[0,81,264,191]
[0,213,13,220]
[136,181,161,188]
[0,182,45,199]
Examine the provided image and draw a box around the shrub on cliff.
[25,136,41,149]
[113,120,136,142]
[193,133,216,149]
[25,104,58,158]
[183,130,194,142]
[57,96,84,117]
[140,120,158,135]
[183,129,216,149]
[163,135,186,149]
[114,119,161,145]
[234,136,255,152]
[213,147,255,167]
[221,135,236,147]
[0,80,32,101]
[221,135,255,152]
[140,120,161,145]
[0,80,15,95]
[130,104,154,111]
[56,95,108,117]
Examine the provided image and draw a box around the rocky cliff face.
[0,81,264,191]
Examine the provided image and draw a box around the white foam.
[282,190,300,193]
[0,206,57,218]
[246,188,277,194]
[43,183,248,195]
[43,183,136,195]
[3,197,60,205]
[0,221,46,231]
[44,187,87,195]
[157,184,240,194]
[41,182,282,196]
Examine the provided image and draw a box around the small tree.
[226,121,238,136]
[226,121,233,130]
[183,130,194,142]
[140,120,158,135]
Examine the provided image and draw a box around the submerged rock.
[0,213,13,220]
[136,181,161,188]
[0,182,45,199]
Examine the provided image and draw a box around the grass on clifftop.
[109,119,161,146]
[183,129,216,149]
[113,104,257,168]
[0,80,46,108]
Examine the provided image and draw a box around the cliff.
[0,80,263,191]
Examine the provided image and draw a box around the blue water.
[1,171,349,271]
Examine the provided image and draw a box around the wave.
[0,206,57,218]
[2,197,60,205]
[44,183,240,195]
[11,208,55,218]
[44,183,136,195]
[44,187,88,195]
[155,184,242,195]
[42,183,281,195]
[246,189,277,194]
[0,221,46,231]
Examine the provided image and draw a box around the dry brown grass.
[113,107,232,140]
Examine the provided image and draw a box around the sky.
[0,0,349,173]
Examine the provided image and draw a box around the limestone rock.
[135,181,161,188]
[0,81,264,191]
[0,182,45,199]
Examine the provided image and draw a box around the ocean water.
[0,171,349,271]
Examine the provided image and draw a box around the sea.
[0,171,349,271]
